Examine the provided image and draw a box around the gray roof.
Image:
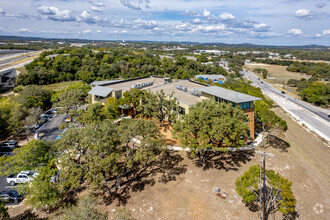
[92,80,123,86]
[0,68,15,76]
[198,86,261,103]
[88,86,113,97]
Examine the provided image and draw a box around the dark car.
[0,146,13,156]
[0,141,18,149]
[281,91,285,94]
[0,190,24,203]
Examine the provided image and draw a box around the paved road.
[0,51,39,66]
[243,69,330,142]
[38,114,69,142]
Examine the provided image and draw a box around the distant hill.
[0,35,328,49]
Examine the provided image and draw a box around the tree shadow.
[96,150,187,206]
[190,151,254,171]
[10,209,47,220]
[266,134,290,152]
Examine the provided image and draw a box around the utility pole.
[255,151,274,220]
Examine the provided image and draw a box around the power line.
[255,150,274,220]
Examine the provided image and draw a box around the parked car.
[0,146,13,156]
[0,141,18,150]
[7,172,35,186]
[40,113,54,118]
[19,170,39,178]
[0,190,24,203]
[64,117,73,123]
[281,91,286,94]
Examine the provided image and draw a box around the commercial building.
[194,74,226,84]
[88,76,261,139]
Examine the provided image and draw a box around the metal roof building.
[198,86,261,103]
[88,86,114,98]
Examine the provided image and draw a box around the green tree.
[24,164,62,209]
[137,90,177,126]
[116,119,165,190]
[104,97,120,119]
[173,100,248,164]
[56,89,86,112]
[16,86,52,110]
[235,165,296,218]
[75,103,105,124]
[0,201,9,220]
[0,140,53,175]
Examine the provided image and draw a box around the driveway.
[37,113,69,142]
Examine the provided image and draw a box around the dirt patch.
[8,108,330,219]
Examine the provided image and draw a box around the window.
[247,130,251,139]
[116,94,121,100]
[178,106,186,115]
[240,102,250,110]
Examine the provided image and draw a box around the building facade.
[88,76,261,139]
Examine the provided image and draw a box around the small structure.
[195,74,226,84]
[0,68,16,90]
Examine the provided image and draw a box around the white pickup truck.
[6,171,38,186]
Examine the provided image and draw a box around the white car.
[6,171,39,186]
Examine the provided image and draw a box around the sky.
[0,0,329,46]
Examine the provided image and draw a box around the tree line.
[17,48,227,85]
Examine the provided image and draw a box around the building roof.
[147,80,206,106]
[88,86,113,97]
[195,74,226,81]
[197,86,261,103]
[92,80,123,86]
[0,68,15,76]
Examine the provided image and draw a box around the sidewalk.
[167,133,264,152]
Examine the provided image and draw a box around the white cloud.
[219,12,235,20]
[288,28,302,35]
[198,24,226,32]
[203,9,210,17]
[253,23,271,32]
[97,30,102,33]
[38,6,74,21]
[134,18,157,29]
[89,1,105,7]
[76,11,100,24]
[322,29,330,35]
[82,29,92,34]
[19,28,31,32]
[120,0,150,11]
[295,9,314,19]
[90,6,104,12]
[192,18,202,24]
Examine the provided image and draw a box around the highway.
[242,69,330,142]
[0,51,40,67]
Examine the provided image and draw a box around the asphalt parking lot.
[0,113,69,206]
[38,113,69,142]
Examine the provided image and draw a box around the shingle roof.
[197,86,261,103]
[88,86,113,97]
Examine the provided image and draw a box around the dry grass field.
[244,63,311,97]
